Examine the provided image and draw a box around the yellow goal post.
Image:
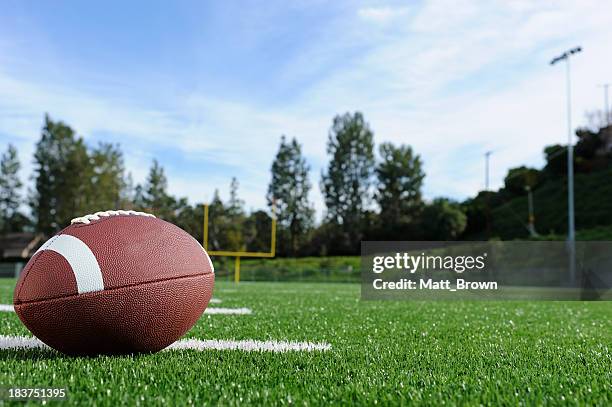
[203,203,277,283]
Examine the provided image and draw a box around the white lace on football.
[70,210,156,225]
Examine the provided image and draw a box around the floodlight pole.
[484,151,493,191]
[550,46,581,285]
[483,151,493,238]
[598,83,611,126]
[525,186,537,237]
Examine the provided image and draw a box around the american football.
[13,210,215,355]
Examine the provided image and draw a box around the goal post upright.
[203,204,209,252]
[270,203,277,258]
[202,201,277,283]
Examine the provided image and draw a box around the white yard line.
[204,307,251,315]
[0,304,248,315]
[209,298,222,304]
[0,335,41,349]
[0,335,331,353]
[168,338,331,352]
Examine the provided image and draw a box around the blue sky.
[1,0,612,217]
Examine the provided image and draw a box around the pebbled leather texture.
[14,251,78,303]
[13,214,215,355]
[15,273,214,355]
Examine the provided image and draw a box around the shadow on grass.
[0,348,62,361]
[0,348,158,361]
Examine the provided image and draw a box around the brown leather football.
[13,210,215,355]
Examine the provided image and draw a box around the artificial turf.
[0,278,610,405]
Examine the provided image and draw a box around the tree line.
[2,112,611,255]
[0,112,456,255]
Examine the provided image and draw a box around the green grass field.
[0,278,610,405]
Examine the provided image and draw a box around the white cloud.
[0,69,327,214]
[295,0,612,197]
[358,6,410,23]
[409,0,481,33]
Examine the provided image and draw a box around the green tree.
[321,112,375,253]
[574,127,611,172]
[543,125,611,177]
[133,183,146,210]
[121,172,136,209]
[31,115,94,234]
[0,144,28,232]
[227,177,244,218]
[206,190,228,250]
[174,199,204,244]
[543,144,567,177]
[574,128,601,160]
[267,135,314,255]
[502,166,540,198]
[421,198,467,240]
[225,177,246,250]
[375,142,424,239]
[461,191,495,239]
[90,142,127,210]
[141,159,176,220]
[244,210,273,252]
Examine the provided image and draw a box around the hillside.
[491,168,612,239]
